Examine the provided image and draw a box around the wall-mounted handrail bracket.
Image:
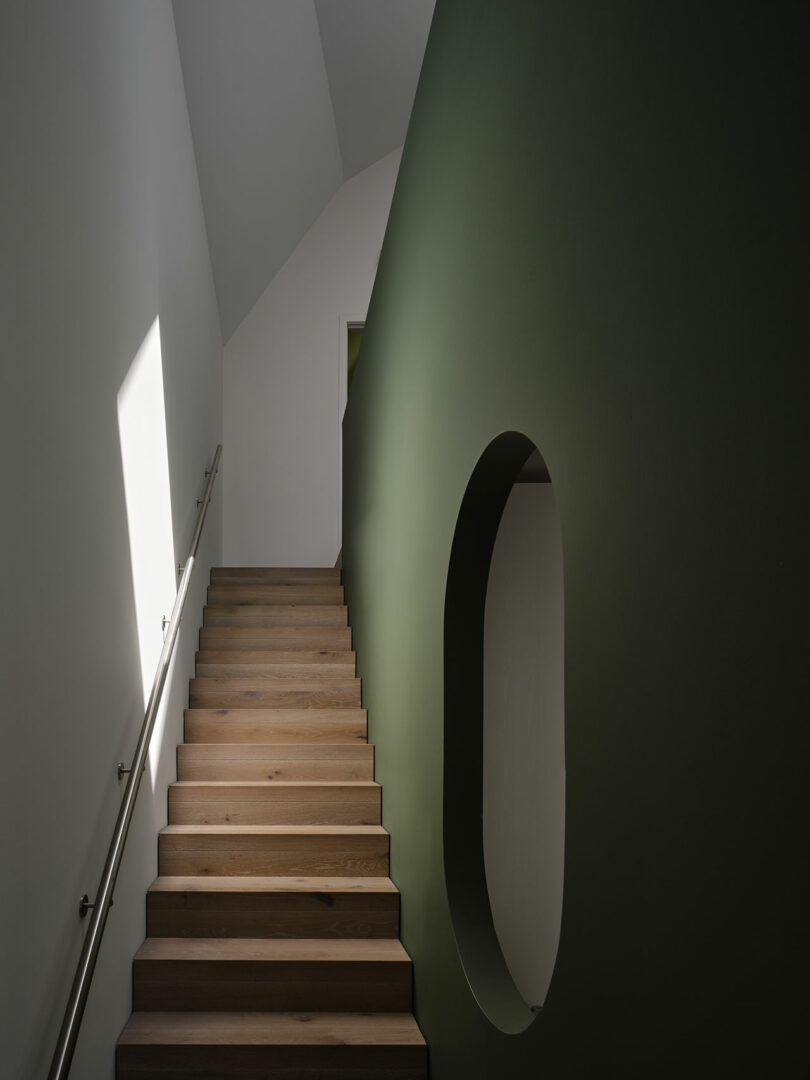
[79,894,113,918]
[116,762,131,781]
[48,444,223,1080]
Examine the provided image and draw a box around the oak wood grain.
[207,585,344,606]
[133,937,412,1012]
[203,604,348,627]
[177,743,373,782]
[183,708,367,745]
[158,824,390,878]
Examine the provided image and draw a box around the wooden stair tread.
[196,649,355,663]
[190,676,360,687]
[208,582,343,593]
[161,824,388,835]
[149,875,397,894]
[184,707,367,719]
[171,780,380,789]
[119,1011,424,1046]
[135,937,410,963]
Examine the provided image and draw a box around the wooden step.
[189,677,361,709]
[184,708,367,745]
[177,744,374,782]
[211,566,341,585]
[199,626,352,651]
[203,604,348,627]
[117,1012,426,1078]
[146,876,399,938]
[207,585,344,606]
[132,938,413,1012]
[118,565,426,1078]
[169,781,381,826]
[158,825,389,877]
[195,651,356,677]
[160,825,390,876]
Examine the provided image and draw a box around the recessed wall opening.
[444,432,565,1034]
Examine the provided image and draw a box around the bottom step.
[117,1012,427,1078]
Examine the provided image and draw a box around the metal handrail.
[48,444,223,1080]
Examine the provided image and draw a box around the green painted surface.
[342,2,808,1075]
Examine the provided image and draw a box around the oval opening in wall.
[443,431,564,1033]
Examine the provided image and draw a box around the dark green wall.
[342,2,808,1075]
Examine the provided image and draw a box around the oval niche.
[444,431,565,1033]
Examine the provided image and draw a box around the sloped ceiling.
[172,0,434,342]
[316,0,436,178]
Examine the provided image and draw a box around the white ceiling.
[172,0,435,342]
[315,0,436,178]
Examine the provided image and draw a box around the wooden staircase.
[116,567,427,1079]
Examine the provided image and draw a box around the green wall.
[342,2,807,1075]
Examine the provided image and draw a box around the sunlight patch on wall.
[117,318,177,784]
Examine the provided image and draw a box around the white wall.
[223,148,402,567]
[483,482,565,1009]
[0,3,222,1077]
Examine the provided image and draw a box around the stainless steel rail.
[48,444,223,1080]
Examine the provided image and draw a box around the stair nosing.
[161,824,388,834]
[134,936,412,962]
[148,875,399,893]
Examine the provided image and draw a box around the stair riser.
[117,1045,426,1078]
[189,682,361,709]
[158,835,389,877]
[199,627,352,651]
[169,785,381,826]
[207,586,344,606]
[203,605,349,627]
[133,960,412,1012]
[211,567,341,585]
[197,650,355,666]
[146,894,399,939]
[177,746,373,782]
[196,661,357,678]
[184,711,367,745]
